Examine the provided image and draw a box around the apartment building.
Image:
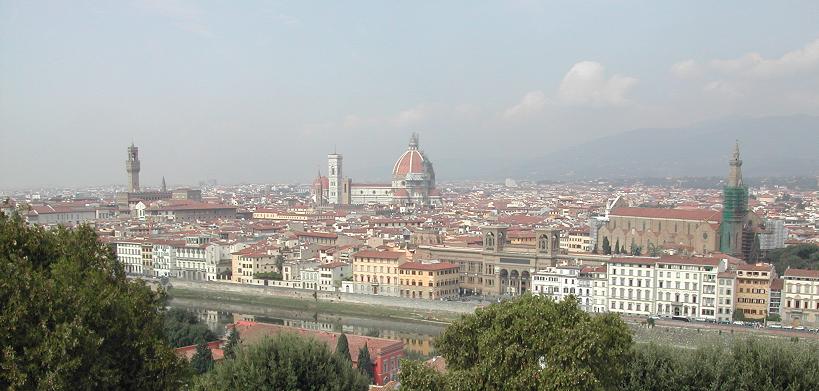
[607,257,656,316]
[716,271,736,322]
[654,257,721,320]
[231,247,279,284]
[735,263,775,320]
[584,266,608,313]
[398,261,460,300]
[532,266,581,303]
[318,262,352,291]
[781,268,819,327]
[351,250,408,296]
[769,278,784,319]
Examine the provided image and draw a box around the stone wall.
[166,279,480,314]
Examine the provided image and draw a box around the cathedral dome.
[392,134,427,178]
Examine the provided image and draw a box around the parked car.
[672,316,691,322]
[732,321,744,326]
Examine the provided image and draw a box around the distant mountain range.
[517,115,819,180]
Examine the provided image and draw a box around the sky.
[2,1,819,189]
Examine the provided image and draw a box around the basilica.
[313,134,441,206]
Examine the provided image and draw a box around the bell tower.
[126,143,140,192]
[720,141,749,257]
[327,153,342,204]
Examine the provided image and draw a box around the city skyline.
[3,2,819,188]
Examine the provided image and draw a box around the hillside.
[518,115,819,180]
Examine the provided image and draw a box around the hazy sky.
[2,1,819,189]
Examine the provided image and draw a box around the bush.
[193,333,370,390]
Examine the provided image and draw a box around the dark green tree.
[357,343,375,383]
[602,236,612,255]
[400,294,633,390]
[193,333,369,390]
[275,254,285,273]
[190,342,214,374]
[0,214,188,390]
[223,328,240,360]
[163,308,217,348]
[336,333,351,361]
[615,238,621,254]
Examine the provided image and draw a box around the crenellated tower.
[126,143,141,192]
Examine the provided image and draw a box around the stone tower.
[327,153,342,204]
[720,141,748,257]
[161,176,167,192]
[126,143,140,192]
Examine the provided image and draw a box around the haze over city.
[2,1,819,189]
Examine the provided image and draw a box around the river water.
[170,296,446,359]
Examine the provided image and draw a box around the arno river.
[170,296,446,359]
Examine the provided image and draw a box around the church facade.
[313,134,442,207]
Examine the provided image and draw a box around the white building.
[318,262,353,291]
[300,267,320,290]
[532,266,580,302]
[716,272,737,322]
[781,268,819,327]
[654,257,724,320]
[607,257,656,316]
[582,266,608,313]
[759,219,788,250]
[115,240,144,275]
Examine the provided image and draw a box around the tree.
[275,254,285,274]
[732,310,746,322]
[336,333,351,361]
[615,238,621,254]
[357,343,375,383]
[191,342,214,374]
[602,236,612,255]
[0,214,188,390]
[193,333,369,391]
[766,244,819,275]
[400,294,633,390]
[223,328,240,360]
[164,308,217,348]
[766,313,781,323]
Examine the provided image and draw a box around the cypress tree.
[602,237,611,255]
[191,342,214,374]
[336,333,351,361]
[357,343,375,383]
[223,328,240,359]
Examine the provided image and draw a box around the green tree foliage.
[223,328,240,360]
[602,236,611,255]
[163,308,217,348]
[400,294,633,391]
[766,313,782,322]
[0,214,188,390]
[615,239,621,254]
[766,244,819,275]
[193,333,369,391]
[357,343,375,383]
[336,333,351,361]
[620,339,819,391]
[190,342,214,374]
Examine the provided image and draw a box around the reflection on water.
[173,298,443,359]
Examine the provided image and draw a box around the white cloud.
[674,38,819,79]
[503,91,547,118]
[392,105,428,127]
[671,59,702,79]
[557,61,638,106]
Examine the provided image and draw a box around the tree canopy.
[163,308,218,348]
[0,214,188,390]
[620,339,819,391]
[223,328,240,360]
[400,294,633,391]
[765,244,819,274]
[190,342,214,374]
[193,333,370,391]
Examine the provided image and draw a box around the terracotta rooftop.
[784,268,819,278]
[399,261,459,271]
[352,250,405,260]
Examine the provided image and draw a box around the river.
[170,296,446,359]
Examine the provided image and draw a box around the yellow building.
[735,263,775,320]
[398,261,460,300]
[231,247,279,284]
[352,250,408,296]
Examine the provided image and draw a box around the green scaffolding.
[719,185,748,255]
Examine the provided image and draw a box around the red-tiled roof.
[393,149,425,177]
[352,250,405,260]
[784,268,819,278]
[609,256,657,265]
[321,261,348,269]
[174,340,224,361]
[656,256,721,267]
[610,207,722,222]
[737,263,774,272]
[399,261,459,271]
[770,278,784,290]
